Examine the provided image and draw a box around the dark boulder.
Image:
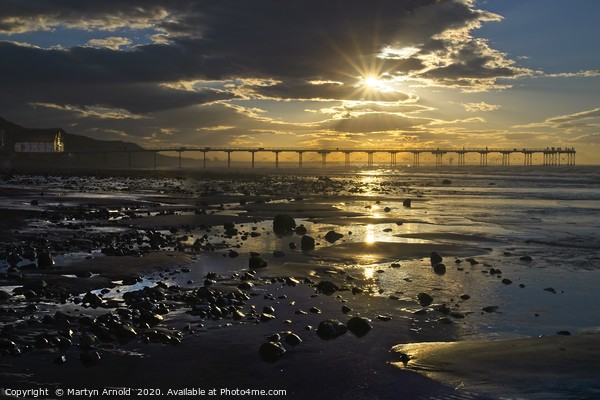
[316,280,339,295]
[249,256,267,269]
[403,199,412,208]
[259,341,286,362]
[417,292,434,307]
[324,230,343,243]
[285,333,302,346]
[273,215,296,235]
[317,319,348,340]
[37,251,53,269]
[430,251,443,266]
[300,235,315,251]
[433,263,446,275]
[346,317,373,337]
[294,225,307,235]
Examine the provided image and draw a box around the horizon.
[1,1,599,164]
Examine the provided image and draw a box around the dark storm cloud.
[252,80,412,102]
[0,0,531,144]
[0,0,503,86]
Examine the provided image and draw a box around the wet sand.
[392,333,600,399]
[1,169,598,399]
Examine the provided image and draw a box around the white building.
[14,130,65,153]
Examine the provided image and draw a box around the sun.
[360,74,393,92]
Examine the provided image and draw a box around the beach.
[0,166,599,399]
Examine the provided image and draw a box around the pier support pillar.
[479,152,488,166]
[321,152,328,167]
[251,151,255,169]
[367,152,374,168]
[344,152,350,166]
[298,152,303,168]
[412,152,420,167]
[203,151,207,168]
[275,151,280,169]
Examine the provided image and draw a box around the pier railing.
[67,146,576,169]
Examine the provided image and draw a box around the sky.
[0,0,599,164]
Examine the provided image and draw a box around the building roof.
[15,129,63,143]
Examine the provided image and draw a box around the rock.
[341,305,352,314]
[238,281,254,290]
[417,292,434,307]
[285,333,302,346]
[324,230,343,243]
[437,317,453,324]
[122,276,141,285]
[259,341,286,362]
[316,280,339,295]
[384,207,391,212]
[403,199,412,208]
[267,333,281,342]
[460,294,471,300]
[228,250,239,258]
[544,287,557,294]
[430,251,443,266]
[442,179,452,185]
[82,292,103,307]
[482,305,499,313]
[556,331,571,336]
[260,313,276,322]
[346,317,373,337]
[433,263,446,275]
[139,310,163,327]
[0,338,17,350]
[79,333,97,349]
[23,280,48,292]
[248,256,267,269]
[273,250,286,257]
[115,324,138,341]
[286,277,300,286]
[37,251,53,269]
[502,278,513,285]
[0,290,11,300]
[294,225,307,235]
[309,307,321,314]
[54,355,67,365]
[75,271,93,278]
[7,252,21,267]
[519,255,533,262]
[273,215,296,235]
[79,350,101,366]
[300,235,315,251]
[316,319,348,340]
[232,310,245,320]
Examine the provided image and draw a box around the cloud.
[462,102,500,112]
[0,0,535,148]
[545,70,600,78]
[85,37,133,50]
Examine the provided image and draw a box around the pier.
[69,146,576,169]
